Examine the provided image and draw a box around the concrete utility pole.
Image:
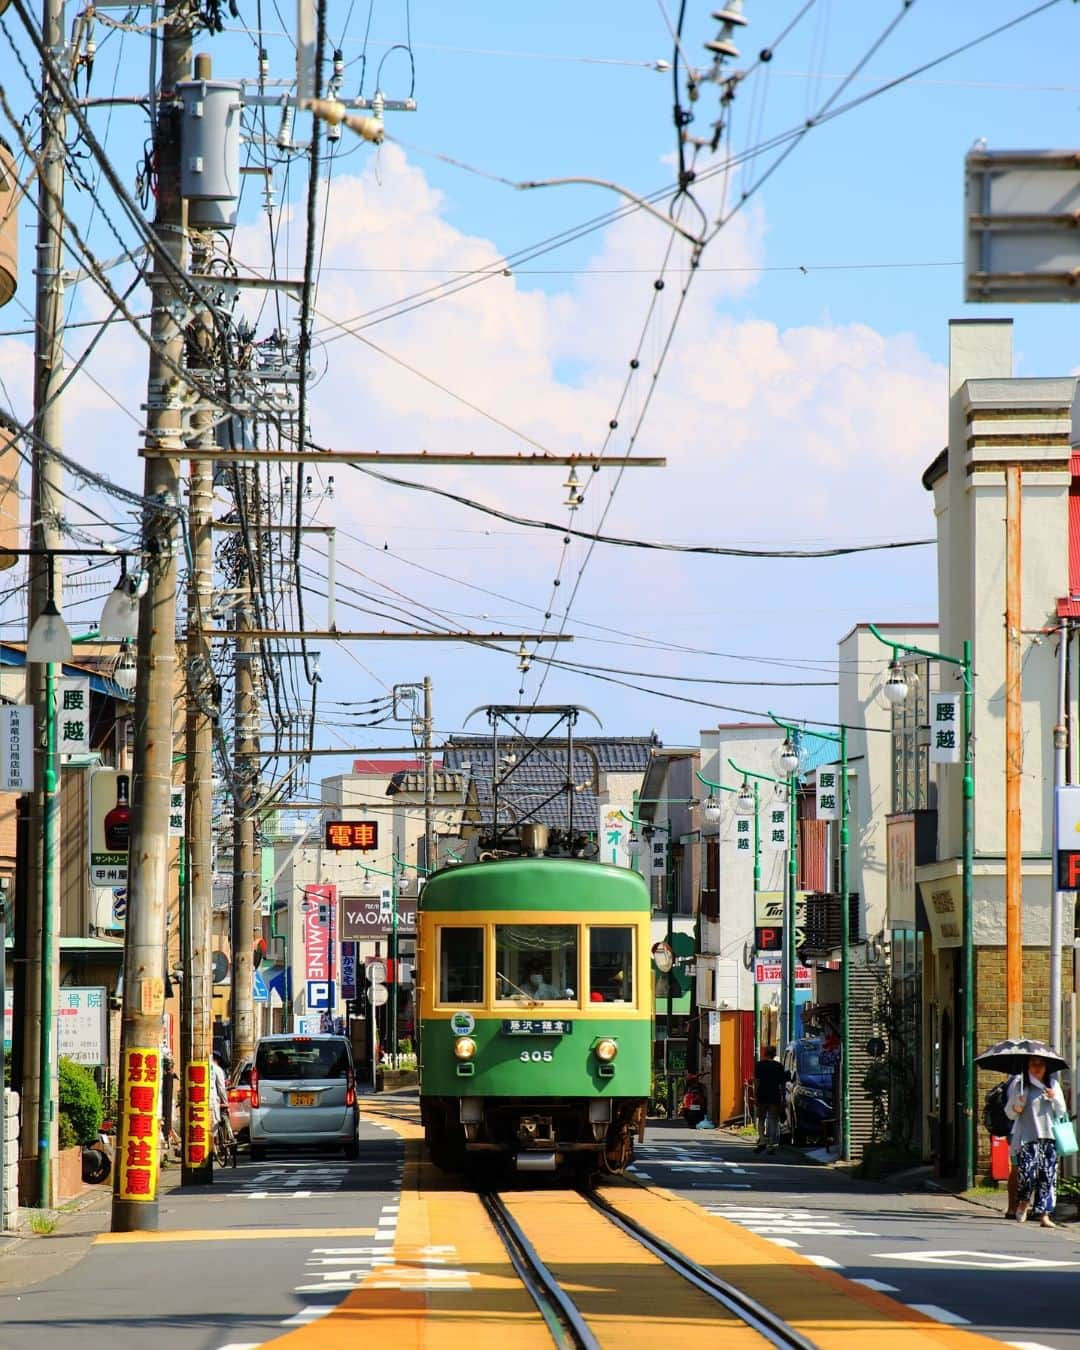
[110,0,189,1234]
[423,675,435,872]
[1050,617,1068,1051]
[231,590,258,1066]
[22,0,67,1207]
[1005,464,1023,1037]
[181,312,216,1183]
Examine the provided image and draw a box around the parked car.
[249,1033,360,1161]
[228,1058,254,1140]
[781,1038,837,1145]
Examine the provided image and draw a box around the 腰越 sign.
[88,767,130,888]
[0,705,32,791]
[816,765,840,821]
[58,678,90,755]
[764,801,788,852]
[323,820,378,851]
[168,785,185,837]
[929,694,962,764]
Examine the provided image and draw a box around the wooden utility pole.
[181,318,216,1184]
[110,0,189,1233]
[231,592,258,1065]
[22,0,67,1207]
[1005,463,1023,1038]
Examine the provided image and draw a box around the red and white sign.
[303,883,338,1009]
[754,960,813,987]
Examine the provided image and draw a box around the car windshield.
[255,1040,350,1080]
[797,1045,834,1085]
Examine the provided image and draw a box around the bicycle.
[213,1113,238,1169]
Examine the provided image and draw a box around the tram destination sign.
[501,1019,573,1036]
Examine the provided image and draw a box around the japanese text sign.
[735,818,751,852]
[116,1046,161,1202]
[929,694,961,764]
[88,766,129,888]
[184,1059,211,1170]
[56,987,107,1064]
[58,678,90,755]
[303,884,337,1010]
[169,785,185,838]
[816,765,839,821]
[323,820,379,851]
[0,705,32,792]
[764,802,788,853]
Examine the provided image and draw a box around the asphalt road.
[0,1114,406,1350]
[633,1122,1080,1350]
[3,1110,1078,1350]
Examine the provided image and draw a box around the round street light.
[776,738,800,777]
[702,796,722,820]
[883,661,910,706]
[735,783,755,816]
[626,830,642,855]
[111,643,137,695]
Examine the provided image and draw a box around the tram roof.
[420,856,651,912]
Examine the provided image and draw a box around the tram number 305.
[520,1049,554,1063]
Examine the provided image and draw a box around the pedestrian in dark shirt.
[754,1045,787,1154]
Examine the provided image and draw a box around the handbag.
[1052,1114,1079,1158]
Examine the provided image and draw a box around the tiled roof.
[387,770,464,795]
[350,758,443,775]
[442,735,657,830]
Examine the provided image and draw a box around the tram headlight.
[595,1038,618,1063]
[454,1036,477,1060]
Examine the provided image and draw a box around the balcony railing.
[799,891,862,957]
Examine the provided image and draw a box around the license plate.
[290,1092,316,1107]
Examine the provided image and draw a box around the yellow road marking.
[95,1227,376,1245]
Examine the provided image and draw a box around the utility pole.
[231,589,257,1066]
[111,0,189,1234]
[1051,617,1069,1051]
[22,0,67,1207]
[1005,464,1023,1037]
[181,282,216,1183]
[423,675,435,873]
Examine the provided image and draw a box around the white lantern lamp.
[27,558,72,663]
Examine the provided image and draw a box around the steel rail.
[584,1190,819,1350]
[480,1191,599,1350]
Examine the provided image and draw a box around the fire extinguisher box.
[990,1135,1011,1181]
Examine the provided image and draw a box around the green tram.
[418,853,652,1178]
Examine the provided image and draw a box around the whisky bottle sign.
[89,767,130,887]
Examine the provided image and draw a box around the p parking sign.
[1055,785,1080,890]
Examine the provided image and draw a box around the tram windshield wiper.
[496,971,539,1007]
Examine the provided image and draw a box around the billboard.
[303,883,337,1010]
[89,767,130,888]
[340,895,417,939]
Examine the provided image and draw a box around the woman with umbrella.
[990,1041,1069,1227]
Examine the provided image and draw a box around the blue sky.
[2,1,1080,785]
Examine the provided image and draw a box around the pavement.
[0,1106,1075,1349]
[630,1120,1080,1349]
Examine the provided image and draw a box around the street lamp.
[735,782,756,817]
[883,662,910,707]
[112,642,137,696]
[770,710,852,1162]
[702,796,722,820]
[98,562,142,642]
[868,622,975,1189]
[626,830,642,856]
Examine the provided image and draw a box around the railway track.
[481,1187,818,1349]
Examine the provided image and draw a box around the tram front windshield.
[495,924,577,1002]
